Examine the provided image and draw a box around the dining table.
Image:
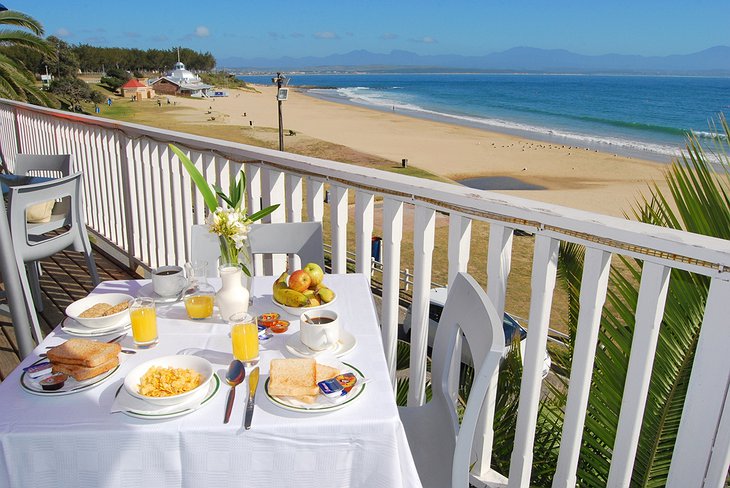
[0,273,423,488]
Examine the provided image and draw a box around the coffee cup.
[299,310,340,351]
[152,265,186,297]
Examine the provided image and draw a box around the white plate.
[264,361,366,413]
[114,374,220,419]
[60,317,131,337]
[285,330,356,358]
[137,282,182,304]
[20,357,121,396]
[271,293,337,316]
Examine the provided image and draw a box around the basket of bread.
[66,293,134,329]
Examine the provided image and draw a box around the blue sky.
[8,1,730,60]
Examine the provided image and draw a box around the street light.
[272,72,287,151]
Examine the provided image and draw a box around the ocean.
[238,73,730,163]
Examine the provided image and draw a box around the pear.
[316,286,335,303]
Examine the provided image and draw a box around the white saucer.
[285,330,356,358]
[60,317,131,337]
[137,282,182,304]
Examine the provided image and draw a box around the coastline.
[168,84,672,217]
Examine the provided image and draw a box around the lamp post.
[272,72,287,151]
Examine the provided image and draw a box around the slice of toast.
[52,356,119,381]
[316,364,340,383]
[46,338,121,368]
[268,358,319,397]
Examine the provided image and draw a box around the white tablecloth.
[0,274,422,488]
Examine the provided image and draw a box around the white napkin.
[111,378,211,415]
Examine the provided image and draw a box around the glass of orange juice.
[229,312,258,364]
[130,297,158,348]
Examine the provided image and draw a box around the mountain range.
[219,46,730,75]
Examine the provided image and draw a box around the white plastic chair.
[190,222,324,277]
[13,154,74,233]
[398,272,505,488]
[7,172,100,342]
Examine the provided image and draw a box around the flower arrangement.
[170,144,279,276]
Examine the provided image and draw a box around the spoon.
[223,360,245,424]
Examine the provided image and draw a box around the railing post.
[607,261,670,488]
[408,206,436,406]
[553,248,612,488]
[509,234,559,486]
[330,185,348,274]
[355,191,375,283]
[11,106,23,158]
[381,197,404,387]
[667,278,730,488]
[117,132,137,270]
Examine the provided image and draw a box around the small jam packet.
[24,362,52,379]
[317,373,359,398]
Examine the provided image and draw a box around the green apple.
[302,262,324,286]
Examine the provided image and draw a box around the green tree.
[100,67,131,92]
[44,35,80,78]
[49,77,102,111]
[0,9,55,106]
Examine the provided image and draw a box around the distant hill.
[219,46,730,75]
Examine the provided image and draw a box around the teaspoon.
[223,360,245,424]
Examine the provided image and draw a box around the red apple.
[288,269,312,292]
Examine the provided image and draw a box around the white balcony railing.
[1,99,728,488]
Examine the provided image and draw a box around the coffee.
[155,270,180,276]
[307,317,334,325]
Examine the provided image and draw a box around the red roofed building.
[121,78,155,100]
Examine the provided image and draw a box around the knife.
[244,366,260,430]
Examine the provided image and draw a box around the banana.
[274,287,309,307]
[316,286,335,303]
[272,272,289,294]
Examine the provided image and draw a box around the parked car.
[402,287,552,378]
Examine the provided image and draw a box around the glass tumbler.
[229,312,258,364]
[129,297,158,348]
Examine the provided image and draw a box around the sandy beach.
[169,85,671,217]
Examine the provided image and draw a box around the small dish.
[271,293,337,316]
[20,357,120,396]
[285,330,357,358]
[124,355,214,406]
[65,293,134,329]
[265,361,366,413]
[60,317,131,337]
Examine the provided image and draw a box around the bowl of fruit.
[271,263,336,315]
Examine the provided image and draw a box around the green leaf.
[247,204,280,223]
[170,144,218,212]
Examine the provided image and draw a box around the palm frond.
[0,10,45,35]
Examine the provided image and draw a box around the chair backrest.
[191,222,325,277]
[13,154,73,178]
[248,222,324,274]
[430,273,505,487]
[190,224,222,277]
[7,173,86,263]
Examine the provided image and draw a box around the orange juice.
[130,305,157,347]
[231,322,258,362]
[184,295,214,319]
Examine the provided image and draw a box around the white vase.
[216,266,250,321]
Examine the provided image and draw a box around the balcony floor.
[0,248,136,381]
